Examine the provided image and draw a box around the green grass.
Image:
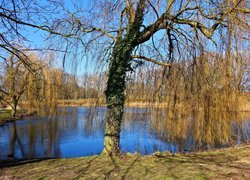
[0,109,28,125]
[0,144,249,179]
[0,109,11,121]
[0,109,11,114]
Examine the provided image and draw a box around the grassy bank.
[57,99,168,108]
[0,144,249,179]
[0,109,16,126]
[57,95,250,111]
[0,109,32,126]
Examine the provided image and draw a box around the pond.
[0,107,249,159]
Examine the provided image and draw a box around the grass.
[0,109,30,126]
[0,110,10,119]
[57,95,250,110]
[0,144,249,179]
[0,109,13,125]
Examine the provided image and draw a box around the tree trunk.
[102,0,145,156]
[11,96,18,117]
[102,39,133,155]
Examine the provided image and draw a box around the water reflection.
[155,109,249,151]
[0,107,249,159]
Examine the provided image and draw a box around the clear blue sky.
[20,0,249,77]
[21,0,98,76]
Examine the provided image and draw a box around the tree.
[0,55,30,117]
[0,0,62,66]
[1,0,249,155]
[84,0,249,155]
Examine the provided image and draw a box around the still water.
[0,107,249,159]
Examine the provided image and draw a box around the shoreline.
[0,117,19,126]
[0,110,35,126]
[0,143,249,179]
[57,100,250,111]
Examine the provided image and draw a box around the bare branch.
[147,0,159,19]
[166,0,176,13]
[0,12,77,38]
[67,12,117,41]
[79,27,117,41]
[136,1,248,45]
[131,55,171,67]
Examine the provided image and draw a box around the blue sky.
[12,0,249,77]
[19,0,97,76]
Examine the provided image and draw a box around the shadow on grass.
[72,156,100,178]
[121,156,139,180]
[0,158,52,169]
[75,155,141,179]
[0,146,249,179]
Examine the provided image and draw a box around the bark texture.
[103,1,145,156]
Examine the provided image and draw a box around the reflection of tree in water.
[83,107,150,138]
[123,108,149,132]
[4,106,249,158]
[150,108,249,151]
[232,113,250,144]
[28,122,37,158]
[24,111,61,158]
[8,107,78,158]
[9,122,25,158]
[106,107,249,152]
[45,116,60,158]
[84,107,106,137]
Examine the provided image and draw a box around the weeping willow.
[153,52,247,150]
[24,60,62,116]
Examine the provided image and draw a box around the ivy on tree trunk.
[102,1,145,156]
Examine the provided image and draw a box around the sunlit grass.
[0,109,11,120]
[0,144,249,179]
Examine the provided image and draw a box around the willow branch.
[131,55,171,67]
[68,12,117,41]
[0,12,79,38]
[78,27,117,41]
